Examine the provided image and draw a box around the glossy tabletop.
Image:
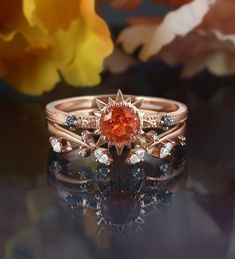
[1,67,235,259]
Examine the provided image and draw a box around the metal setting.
[45,90,188,165]
[94,89,144,155]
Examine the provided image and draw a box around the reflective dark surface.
[48,147,186,233]
[1,68,235,259]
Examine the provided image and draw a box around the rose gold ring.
[45,90,188,165]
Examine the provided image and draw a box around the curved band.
[46,94,188,128]
[45,90,188,165]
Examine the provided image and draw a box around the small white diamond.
[136,148,146,159]
[160,143,174,158]
[129,148,146,164]
[94,148,111,165]
[99,154,109,164]
[146,131,158,142]
[94,111,101,117]
[77,146,87,157]
[130,154,140,164]
[94,148,105,159]
[152,133,158,142]
[50,137,62,153]
[81,133,88,143]
[138,111,145,117]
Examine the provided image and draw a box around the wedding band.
[45,90,188,165]
[46,90,188,128]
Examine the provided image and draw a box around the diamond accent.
[81,132,88,142]
[100,154,109,164]
[94,148,112,165]
[146,130,158,143]
[77,146,87,157]
[50,137,62,153]
[81,130,93,143]
[130,154,139,164]
[130,148,146,164]
[94,148,104,158]
[136,149,146,158]
[160,143,174,158]
[152,133,158,142]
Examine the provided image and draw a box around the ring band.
[45,90,188,165]
[46,91,188,128]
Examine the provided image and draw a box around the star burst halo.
[94,89,145,156]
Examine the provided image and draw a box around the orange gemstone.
[100,106,140,145]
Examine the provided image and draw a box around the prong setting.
[94,89,144,157]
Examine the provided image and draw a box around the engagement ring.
[45,90,188,165]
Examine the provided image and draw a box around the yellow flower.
[0,0,113,95]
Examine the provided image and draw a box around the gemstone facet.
[94,148,112,165]
[161,115,173,127]
[99,106,140,145]
[81,130,93,143]
[129,148,146,164]
[160,143,174,158]
[77,146,87,157]
[50,137,62,153]
[66,115,77,127]
[130,154,140,165]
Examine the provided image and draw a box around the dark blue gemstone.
[66,115,77,127]
[161,116,172,127]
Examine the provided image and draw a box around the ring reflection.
[47,146,187,234]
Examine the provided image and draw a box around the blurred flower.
[0,0,113,95]
[117,0,235,77]
[104,47,137,74]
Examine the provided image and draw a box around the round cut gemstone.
[161,115,173,127]
[100,106,141,144]
[66,115,77,127]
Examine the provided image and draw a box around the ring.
[45,90,188,165]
